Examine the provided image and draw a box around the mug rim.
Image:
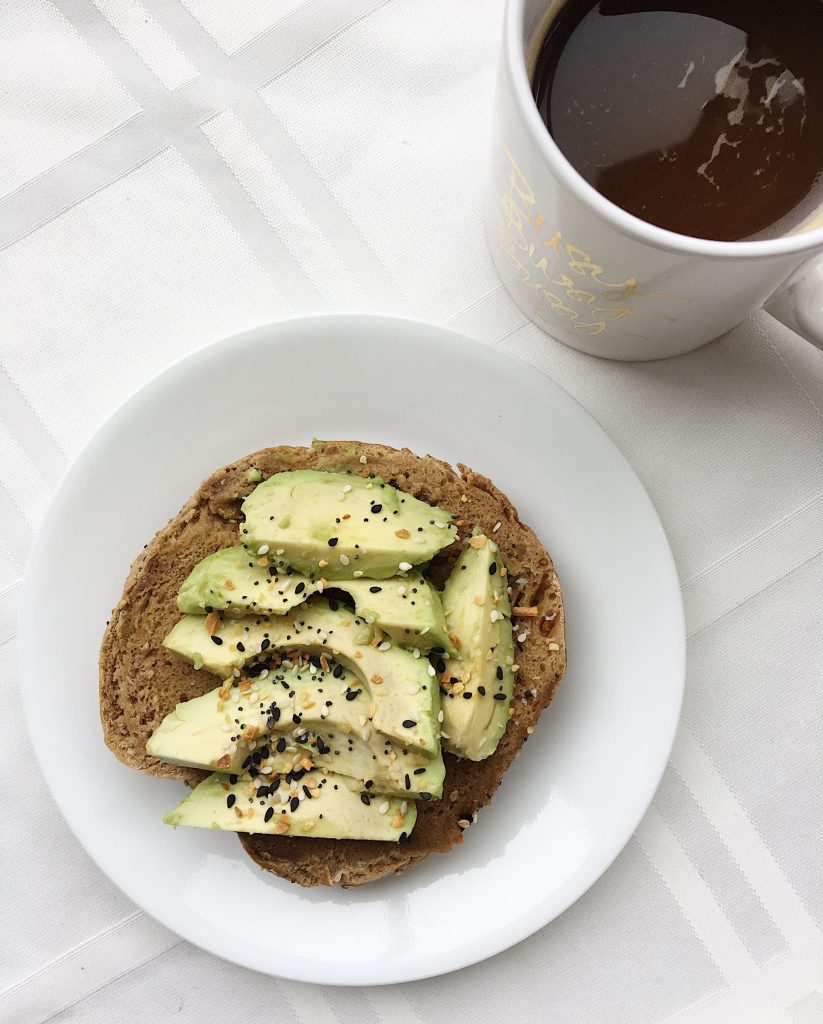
[506,0,823,260]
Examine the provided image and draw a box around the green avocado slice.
[176,547,321,616]
[240,470,456,580]
[176,546,454,654]
[163,600,440,754]
[164,769,417,841]
[146,661,443,798]
[439,537,515,760]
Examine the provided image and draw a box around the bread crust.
[99,441,566,886]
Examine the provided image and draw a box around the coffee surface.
[532,0,823,241]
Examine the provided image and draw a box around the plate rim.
[17,313,685,985]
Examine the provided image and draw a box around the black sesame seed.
[241,756,252,769]
[489,562,497,575]
[229,774,238,785]
[204,605,213,613]
[420,792,432,801]
[236,641,245,653]
[329,598,339,611]
[402,719,417,729]
[360,793,371,806]
[292,713,302,724]
[463,691,472,699]
[345,689,361,702]
[264,807,274,822]
[328,537,338,547]
[302,785,312,800]
[276,737,287,752]
[496,665,504,680]
[370,504,382,513]
[261,638,270,651]
[210,635,223,645]
[369,586,382,593]
[256,786,268,798]
[493,692,507,701]
[226,794,236,808]
[295,582,306,594]
[332,664,344,678]
[364,780,374,789]
[404,774,411,790]
[478,685,486,696]
[399,831,409,844]
[290,796,300,812]
[413,767,426,775]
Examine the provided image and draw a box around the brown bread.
[99,441,566,886]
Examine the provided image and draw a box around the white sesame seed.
[340,554,350,566]
[490,610,500,622]
[280,791,289,803]
[343,484,352,493]
[427,664,436,677]
[378,801,390,814]
[492,522,502,533]
[365,615,375,623]
[420,625,430,635]
[260,765,273,774]
[397,585,406,595]
[527,726,534,735]
[412,647,421,659]
[221,723,231,733]
[233,669,241,678]
[257,544,270,555]
[316,580,325,592]
[378,640,391,651]
[400,801,408,813]
[407,685,420,695]
[438,710,444,722]
[359,455,367,464]
[353,570,364,577]
[518,631,528,643]
[309,663,317,674]
[399,562,412,571]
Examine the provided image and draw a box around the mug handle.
[765,255,823,350]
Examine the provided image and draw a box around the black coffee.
[531,0,823,241]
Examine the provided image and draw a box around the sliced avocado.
[331,573,454,653]
[147,661,444,797]
[177,547,453,653]
[241,470,456,580]
[439,536,515,760]
[164,600,439,753]
[275,725,444,799]
[164,769,416,841]
[176,547,319,615]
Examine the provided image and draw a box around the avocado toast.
[100,441,566,886]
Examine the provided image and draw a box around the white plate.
[19,314,684,985]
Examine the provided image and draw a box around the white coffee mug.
[485,0,823,361]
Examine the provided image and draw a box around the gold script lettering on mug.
[496,141,693,336]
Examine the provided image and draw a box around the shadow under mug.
[485,0,823,361]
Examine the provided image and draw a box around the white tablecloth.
[1,2,822,1021]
